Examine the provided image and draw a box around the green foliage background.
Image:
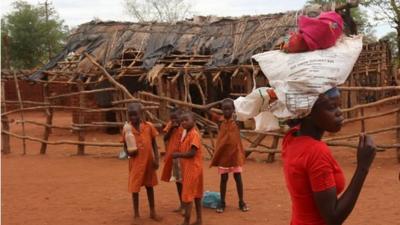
[1,1,68,69]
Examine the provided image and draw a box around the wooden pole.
[349,72,358,118]
[13,72,27,155]
[397,107,400,162]
[40,82,53,154]
[84,52,164,125]
[138,91,223,112]
[2,130,123,147]
[1,81,10,154]
[47,87,116,100]
[113,90,122,124]
[325,125,400,142]
[343,107,400,124]
[4,100,50,105]
[245,134,267,158]
[77,81,85,155]
[341,95,400,113]
[338,86,400,91]
[83,53,136,100]
[360,107,365,133]
[267,136,280,163]
[157,75,168,121]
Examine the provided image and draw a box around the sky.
[0,0,394,38]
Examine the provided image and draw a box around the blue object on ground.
[202,191,221,209]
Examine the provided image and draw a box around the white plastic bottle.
[124,122,138,154]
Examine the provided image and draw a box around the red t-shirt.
[282,127,345,225]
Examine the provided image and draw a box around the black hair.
[221,98,235,108]
[170,107,182,114]
[127,102,143,111]
[181,110,194,118]
[286,118,304,128]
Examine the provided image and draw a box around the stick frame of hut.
[1,12,399,162]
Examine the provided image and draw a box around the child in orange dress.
[172,111,203,225]
[122,102,161,222]
[161,108,184,212]
[209,99,249,213]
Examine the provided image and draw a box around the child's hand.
[153,160,159,170]
[172,152,180,159]
[127,151,138,157]
[171,121,180,128]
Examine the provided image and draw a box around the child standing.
[172,111,203,225]
[161,108,184,212]
[122,102,161,222]
[209,98,249,213]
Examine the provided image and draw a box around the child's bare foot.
[190,220,202,225]
[239,201,249,212]
[172,206,183,213]
[131,216,141,225]
[178,222,189,225]
[150,213,163,222]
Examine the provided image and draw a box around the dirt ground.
[2,108,400,225]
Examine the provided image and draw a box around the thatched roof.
[30,12,297,80]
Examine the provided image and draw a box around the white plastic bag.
[234,87,271,121]
[254,111,280,132]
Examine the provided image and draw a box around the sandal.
[216,202,225,213]
[239,201,249,212]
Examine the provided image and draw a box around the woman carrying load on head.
[235,33,376,225]
[281,87,376,225]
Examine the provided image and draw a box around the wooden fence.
[2,57,400,162]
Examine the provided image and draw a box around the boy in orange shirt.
[209,99,248,213]
[172,111,203,225]
[122,103,161,221]
[161,108,184,212]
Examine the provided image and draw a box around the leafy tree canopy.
[1,1,68,69]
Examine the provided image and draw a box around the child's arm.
[172,145,198,159]
[123,141,137,157]
[152,138,160,169]
[163,127,175,143]
[123,142,128,155]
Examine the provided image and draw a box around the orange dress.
[179,128,204,203]
[161,121,184,182]
[122,121,159,193]
[210,115,245,168]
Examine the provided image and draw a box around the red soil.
[2,107,400,225]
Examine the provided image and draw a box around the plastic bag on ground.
[202,191,221,209]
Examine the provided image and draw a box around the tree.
[123,0,193,23]
[1,1,68,69]
[380,31,398,60]
[363,0,400,62]
[305,0,373,36]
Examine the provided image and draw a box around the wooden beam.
[245,134,267,158]
[342,95,400,113]
[77,81,85,155]
[324,125,400,142]
[1,81,10,154]
[2,130,123,147]
[13,71,26,155]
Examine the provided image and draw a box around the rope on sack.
[258,88,265,113]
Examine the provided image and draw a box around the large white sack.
[252,35,363,120]
[234,87,271,121]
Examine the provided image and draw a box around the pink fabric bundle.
[299,11,343,50]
